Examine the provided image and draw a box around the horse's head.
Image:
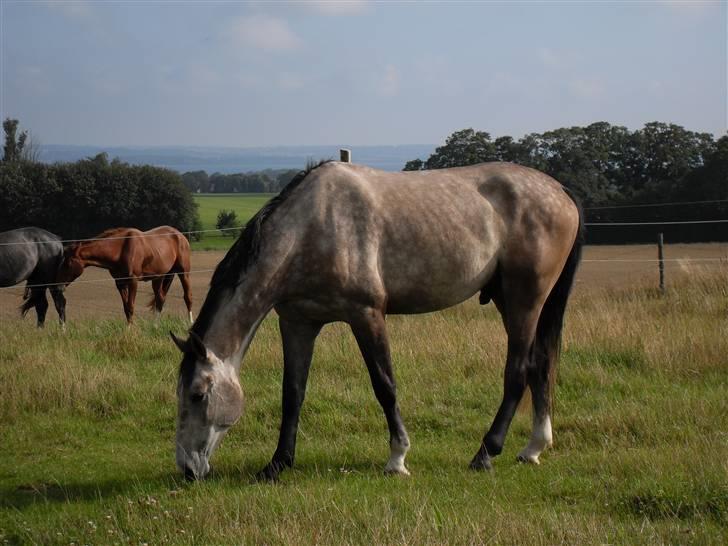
[57,244,84,284]
[171,331,243,480]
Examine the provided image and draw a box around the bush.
[0,154,200,239]
[216,209,240,237]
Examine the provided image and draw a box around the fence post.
[340,149,351,163]
[658,232,665,293]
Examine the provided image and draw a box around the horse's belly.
[382,251,497,314]
[0,251,37,287]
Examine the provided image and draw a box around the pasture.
[191,193,274,250]
[0,244,726,544]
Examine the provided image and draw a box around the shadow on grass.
[1,472,185,510]
[1,458,388,510]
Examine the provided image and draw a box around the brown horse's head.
[57,244,85,285]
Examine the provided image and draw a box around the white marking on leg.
[189,311,194,325]
[517,414,552,465]
[384,434,411,476]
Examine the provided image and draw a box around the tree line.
[1,144,199,239]
[181,169,299,194]
[3,117,725,244]
[404,122,728,243]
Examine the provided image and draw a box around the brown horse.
[59,226,193,324]
[171,161,583,481]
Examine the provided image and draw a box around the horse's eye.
[190,392,205,403]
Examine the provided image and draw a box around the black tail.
[20,285,35,317]
[534,188,585,393]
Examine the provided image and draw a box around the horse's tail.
[20,285,35,317]
[534,188,585,397]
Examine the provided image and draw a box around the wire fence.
[0,227,241,247]
[1,197,726,317]
[0,254,725,294]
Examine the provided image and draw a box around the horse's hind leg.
[49,286,66,327]
[177,271,193,324]
[517,359,553,465]
[470,283,543,471]
[115,279,137,324]
[350,308,411,476]
[150,277,167,321]
[256,317,323,482]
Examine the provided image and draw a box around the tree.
[627,122,715,201]
[3,118,27,162]
[403,158,424,171]
[216,209,240,237]
[181,170,210,193]
[424,128,498,169]
[674,134,728,201]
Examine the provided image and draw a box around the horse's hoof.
[254,463,282,483]
[384,465,411,477]
[516,452,540,465]
[469,455,493,471]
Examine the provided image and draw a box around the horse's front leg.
[350,308,411,476]
[32,287,49,328]
[256,317,322,482]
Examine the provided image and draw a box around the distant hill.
[38,144,435,173]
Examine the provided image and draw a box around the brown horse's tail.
[534,188,585,398]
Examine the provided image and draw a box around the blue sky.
[2,0,726,147]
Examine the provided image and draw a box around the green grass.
[191,193,273,251]
[1,271,727,544]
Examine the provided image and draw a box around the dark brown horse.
[59,226,193,323]
[171,161,583,481]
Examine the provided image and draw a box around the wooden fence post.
[658,232,665,293]
[340,149,351,163]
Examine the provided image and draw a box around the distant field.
[192,193,274,250]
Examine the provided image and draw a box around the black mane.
[189,159,331,339]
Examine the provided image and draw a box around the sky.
[1,0,726,147]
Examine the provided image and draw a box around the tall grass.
[0,268,726,544]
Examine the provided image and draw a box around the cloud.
[302,1,369,16]
[538,48,564,70]
[568,76,606,100]
[226,14,302,52]
[376,64,400,97]
[277,73,305,90]
[43,0,94,21]
[657,0,718,13]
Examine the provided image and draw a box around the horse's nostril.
[183,465,197,481]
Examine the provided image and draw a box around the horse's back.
[273,162,579,315]
[0,227,63,286]
[129,226,189,275]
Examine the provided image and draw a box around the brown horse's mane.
[189,160,331,340]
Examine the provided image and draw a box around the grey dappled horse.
[171,161,584,481]
[0,227,67,327]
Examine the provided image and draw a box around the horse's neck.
[196,275,276,372]
[78,240,123,269]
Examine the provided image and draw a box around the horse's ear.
[188,330,207,360]
[170,332,187,353]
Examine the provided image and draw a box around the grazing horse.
[171,161,583,481]
[58,226,193,324]
[0,227,67,327]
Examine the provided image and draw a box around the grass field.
[0,245,726,544]
[191,193,274,251]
